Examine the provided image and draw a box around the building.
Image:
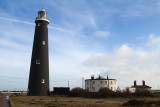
[28,9,50,96]
[53,87,70,95]
[85,75,117,92]
[127,80,152,93]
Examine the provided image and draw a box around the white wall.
[129,87,136,93]
[85,79,117,92]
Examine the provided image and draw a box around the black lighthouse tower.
[28,9,49,96]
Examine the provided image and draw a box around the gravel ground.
[0,94,9,107]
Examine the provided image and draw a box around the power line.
[0,75,28,80]
[0,75,83,87]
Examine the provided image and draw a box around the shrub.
[122,99,145,106]
[69,87,88,97]
[133,89,153,97]
[114,91,126,97]
[123,99,160,106]
[98,87,114,98]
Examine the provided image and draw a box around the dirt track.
[0,94,8,107]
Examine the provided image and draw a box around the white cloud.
[120,3,159,18]
[0,16,77,37]
[0,17,34,25]
[87,14,97,27]
[94,30,110,38]
[85,34,160,89]
[148,34,160,47]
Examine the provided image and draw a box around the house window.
[87,81,89,85]
[105,81,107,84]
[42,41,45,45]
[36,59,40,64]
[87,87,89,90]
[38,23,40,26]
[93,81,95,84]
[100,81,103,84]
[92,87,95,91]
[41,79,45,83]
[111,81,112,84]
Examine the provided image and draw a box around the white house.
[127,80,152,93]
[85,75,117,92]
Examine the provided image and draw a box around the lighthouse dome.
[40,8,45,12]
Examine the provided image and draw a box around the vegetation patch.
[122,99,145,106]
[10,93,160,107]
[122,99,160,106]
[10,95,125,107]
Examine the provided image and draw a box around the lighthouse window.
[41,79,45,83]
[42,41,45,45]
[36,59,40,64]
[38,23,40,26]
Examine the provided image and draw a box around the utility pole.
[82,77,84,89]
[68,81,69,87]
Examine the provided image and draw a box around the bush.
[123,99,160,106]
[122,99,145,106]
[69,87,155,98]
[98,87,114,98]
[69,87,88,97]
[69,87,115,98]
[113,91,127,97]
[133,89,153,97]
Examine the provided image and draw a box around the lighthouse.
[28,9,49,96]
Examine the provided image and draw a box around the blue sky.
[1,0,160,91]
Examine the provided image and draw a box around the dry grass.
[10,95,160,107]
[10,95,127,107]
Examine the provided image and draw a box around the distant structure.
[127,80,152,93]
[28,9,50,96]
[1,91,27,95]
[53,87,70,95]
[85,75,117,92]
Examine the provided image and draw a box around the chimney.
[91,75,94,80]
[134,80,136,86]
[142,80,145,86]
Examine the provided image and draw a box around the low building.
[127,80,152,93]
[85,75,117,92]
[53,87,70,95]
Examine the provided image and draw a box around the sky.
[0,0,160,91]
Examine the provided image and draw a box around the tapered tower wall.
[28,9,49,96]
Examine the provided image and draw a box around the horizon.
[0,0,160,91]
